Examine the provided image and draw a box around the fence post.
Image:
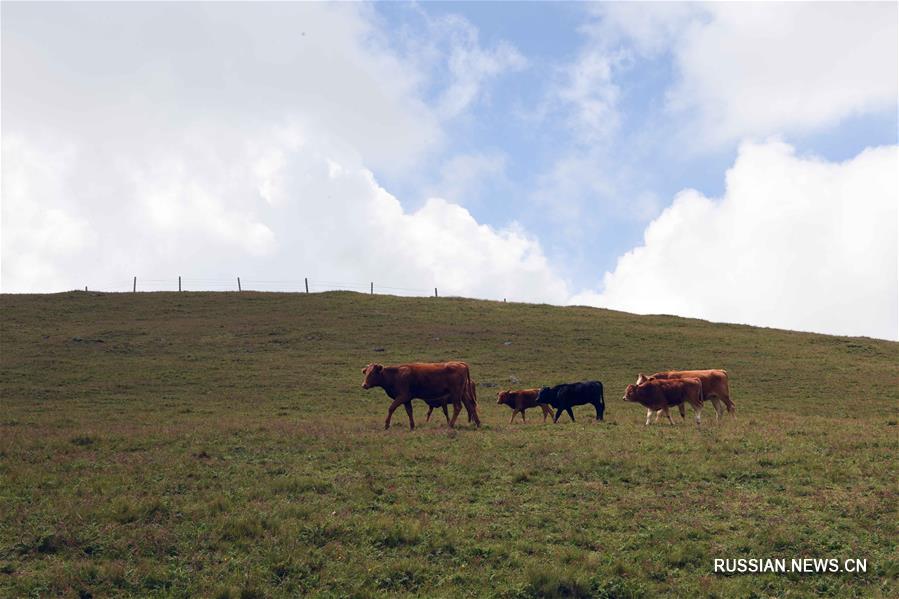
[85,286,88,292]
[237,277,242,292]
[370,282,373,295]
[133,276,137,293]
[434,287,438,298]
[305,278,309,293]
[178,276,182,292]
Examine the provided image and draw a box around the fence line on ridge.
[75,276,497,301]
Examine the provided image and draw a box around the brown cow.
[361,362,481,430]
[496,388,553,423]
[623,377,704,426]
[636,369,733,420]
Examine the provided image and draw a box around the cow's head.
[636,373,650,385]
[497,391,512,406]
[361,363,384,389]
[623,384,637,402]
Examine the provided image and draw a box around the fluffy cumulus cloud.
[1,3,563,300]
[572,141,898,340]
[1,3,441,176]
[596,2,898,145]
[1,138,95,291]
[675,3,897,144]
[2,127,569,301]
[237,129,569,302]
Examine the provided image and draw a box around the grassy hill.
[1,291,897,598]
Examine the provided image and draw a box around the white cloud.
[2,3,555,298]
[1,3,441,175]
[584,2,699,56]
[573,141,898,340]
[597,2,898,145]
[556,49,621,143]
[2,128,570,302]
[435,15,527,120]
[377,8,527,122]
[248,132,569,302]
[670,3,898,144]
[0,137,95,290]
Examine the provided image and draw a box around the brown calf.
[496,388,553,423]
[623,377,704,426]
[426,378,479,424]
[636,369,733,420]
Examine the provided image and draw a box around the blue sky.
[2,2,897,339]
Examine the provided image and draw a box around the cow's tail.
[722,373,735,415]
[695,381,705,427]
[464,372,481,427]
[596,382,605,421]
[714,369,735,415]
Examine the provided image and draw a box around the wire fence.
[76,277,460,299]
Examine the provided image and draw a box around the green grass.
[1,291,897,597]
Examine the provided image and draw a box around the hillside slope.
[2,291,897,597]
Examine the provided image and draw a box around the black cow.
[538,381,605,423]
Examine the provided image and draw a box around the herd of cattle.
[360,361,734,430]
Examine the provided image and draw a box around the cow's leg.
[426,406,434,423]
[553,407,563,423]
[448,399,463,428]
[403,401,415,430]
[662,407,675,425]
[724,396,736,415]
[509,409,518,424]
[384,397,406,429]
[521,408,527,423]
[710,397,723,420]
[678,403,686,420]
[566,407,575,422]
[441,404,450,424]
[541,405,551,422]
[653,409,663,424]
[594,403,603,421]
[645,408,653,426]
[693,402,702,428]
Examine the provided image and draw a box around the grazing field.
[1,291,897,598]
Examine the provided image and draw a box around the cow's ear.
[373,364,383,372]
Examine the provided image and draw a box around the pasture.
[1,291,897,598]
